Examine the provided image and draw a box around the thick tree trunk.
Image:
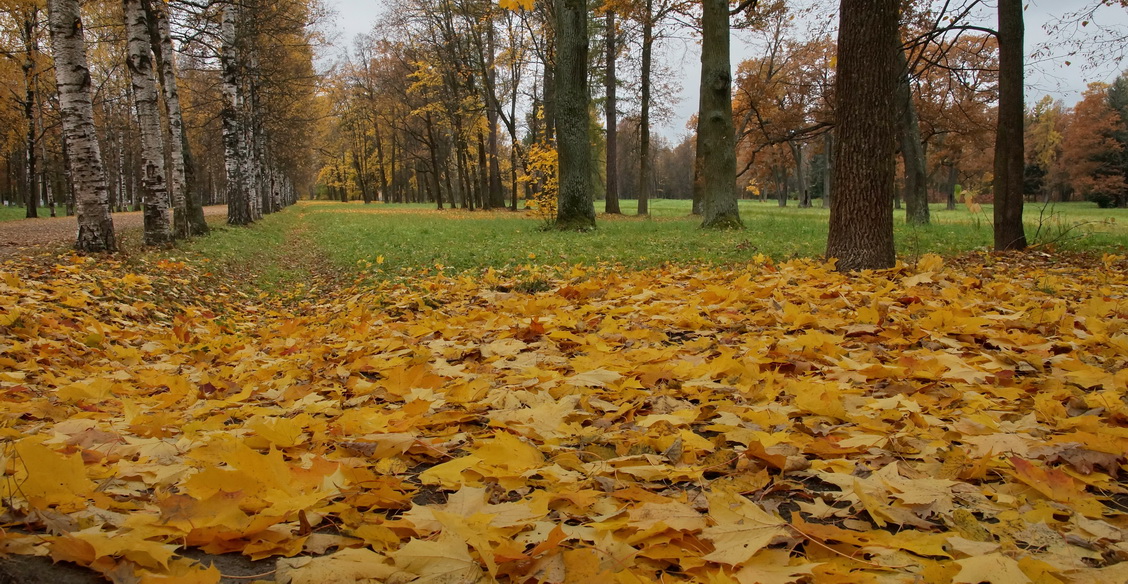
[826,0,898,271]
[553,0,595,230]
[220,3,250,225]
[124,0,171,245]
[698,0,741,229]
[638,0,653,216]
[47,0,116,252]
[604,8,620,214]
[897,48,930,226]
[993,0,1027,251]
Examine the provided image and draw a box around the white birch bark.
[221,2,251,225]
[123,0,171,245]
[46,0,116,251]
[142,0,189,237]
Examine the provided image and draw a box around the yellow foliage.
[521,141,558,225]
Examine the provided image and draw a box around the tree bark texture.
[638,0,653,216]
[553,0,595,230]
[22,9,39,219]
[896,47,929,226]
[993,0,1027,251]
[604,8,620,214]
[822,130,832,208]
[826,0,898,271]
[221,3,251,225]
[791,141,808,207]
[697,0,740,229]
[124,0,171,245]
[47,0,116,251]
[145,0,204,237]
[485,22,505,209]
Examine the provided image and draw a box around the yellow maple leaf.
[702,490,788,566]
[276,547,397,584]
[9,440,96,509]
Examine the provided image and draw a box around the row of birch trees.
[1,0,322,251]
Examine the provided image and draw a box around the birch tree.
[220,2,251,225]
[123,0,171,245]
[46,0,115,251]
[144,0,206,237]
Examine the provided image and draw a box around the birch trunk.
[47,0,116,251]
[145,0,206,236]
[124,0,171,245]
[221,3,251,225]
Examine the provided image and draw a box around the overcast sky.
[323,0,1128,137]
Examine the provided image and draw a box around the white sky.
[324,0,1128,137]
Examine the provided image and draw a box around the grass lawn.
[0,204,74,222]
[0,205,29,222]
[169,198,1128,291]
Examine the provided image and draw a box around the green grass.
[165,216,319,293]
[0,204,78,222]
[164,199,1128,291]
[0,206,30,222]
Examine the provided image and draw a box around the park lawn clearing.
[174,201,1126,291]
[1,228,1127,583]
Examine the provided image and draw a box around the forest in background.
[315,0,1128,216]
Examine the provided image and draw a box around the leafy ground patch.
[1,242,1127,583]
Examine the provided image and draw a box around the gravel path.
[0,205,227,259]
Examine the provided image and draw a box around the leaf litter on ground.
[0,250,1126,583]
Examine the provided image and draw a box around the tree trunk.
[47,0,116,252]
[945,164,958,210]
[220,3,250,225]
[485,22,505,209]
[691,143,703,214]
[822,130,832,208]
[373,122,388,202]
[146,0,204,237]
[124,0,171,245]
[553,0,595,230]
[424,113,444,210]
[791,141,808,207]
[22,9,39,219]
[993,0,1027,251]
[896,47,929,226]
[638,0,653,216]
[604,8,621,214]
[698,0,741,229]
[826,0,898,271]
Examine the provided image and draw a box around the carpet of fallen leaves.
[1,251,1127,584]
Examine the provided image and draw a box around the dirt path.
[0,205,228,259]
